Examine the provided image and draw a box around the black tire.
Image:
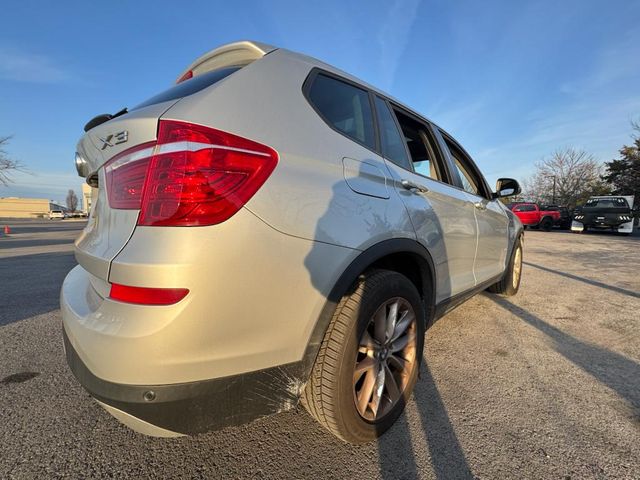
[540,217,553,231]
[301,269,425,444]
[488,236,523,296]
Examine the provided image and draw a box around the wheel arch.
[301,238,437,381]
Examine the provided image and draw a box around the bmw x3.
[62,41,524,443]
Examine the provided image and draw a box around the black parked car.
[541,205,571,229]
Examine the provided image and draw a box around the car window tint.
[133,67,241,110]
[308,74,376,150]
[374,96,411,170]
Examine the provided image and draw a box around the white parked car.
[49,210,64,220]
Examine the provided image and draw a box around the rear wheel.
[540,217,553,231]
[488,236,523,296]
[301,270,425,444]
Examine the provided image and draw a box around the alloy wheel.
[353,297,418,422]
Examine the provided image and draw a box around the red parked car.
[508,203,561,231]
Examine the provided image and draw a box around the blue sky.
[1,0,639,203]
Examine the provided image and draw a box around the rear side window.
[133,67,241,110]
[307,74,376,150]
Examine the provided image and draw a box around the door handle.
[401,179,428,193]
[474,201,487,211]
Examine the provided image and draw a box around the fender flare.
[300,238,437,380]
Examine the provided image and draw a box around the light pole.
[545,175,557,204]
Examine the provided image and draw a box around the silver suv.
[62,41,524,444]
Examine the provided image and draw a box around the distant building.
[81,183,94,214]
[0,197,51,218]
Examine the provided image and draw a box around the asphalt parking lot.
[1,220,639,479]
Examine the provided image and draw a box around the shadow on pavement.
[524,261,640,299]
[414,363,473,480]
[0,252,77,326]
[377,412,420,479]
[490,295,640,414]
[377,362,473,480]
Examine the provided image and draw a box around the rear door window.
[373,96,412,170]
[307,73,376,150]
[392,108,445,181]
[133,66,241,110]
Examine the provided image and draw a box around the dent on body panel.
[383,161,454,302]
[401,189,453,302]
[244,365,307,414]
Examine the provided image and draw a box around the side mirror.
[494,178,521,198]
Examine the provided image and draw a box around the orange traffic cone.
[3,225,10,235]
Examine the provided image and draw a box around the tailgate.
[74,101,177,283]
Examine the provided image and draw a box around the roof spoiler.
[175,40,277,84]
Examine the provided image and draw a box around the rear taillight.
[103,120,278,226]
[110,283,189,305]
[105,142,156,209]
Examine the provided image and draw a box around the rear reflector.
[109,283,189,305]
[103,120,278,226]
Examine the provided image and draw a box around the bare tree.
[0,136,25,186]
[66,189,78,212]
[522,147,610,208]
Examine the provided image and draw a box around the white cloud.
[0,48,71,83]
[376,0,421,91]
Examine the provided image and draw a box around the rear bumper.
[63,328,304,435]
[60,208,357,435]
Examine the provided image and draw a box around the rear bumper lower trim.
[63,328,305,435]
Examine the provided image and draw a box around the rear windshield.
[584,198,629,209]
[132,66,241,110]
